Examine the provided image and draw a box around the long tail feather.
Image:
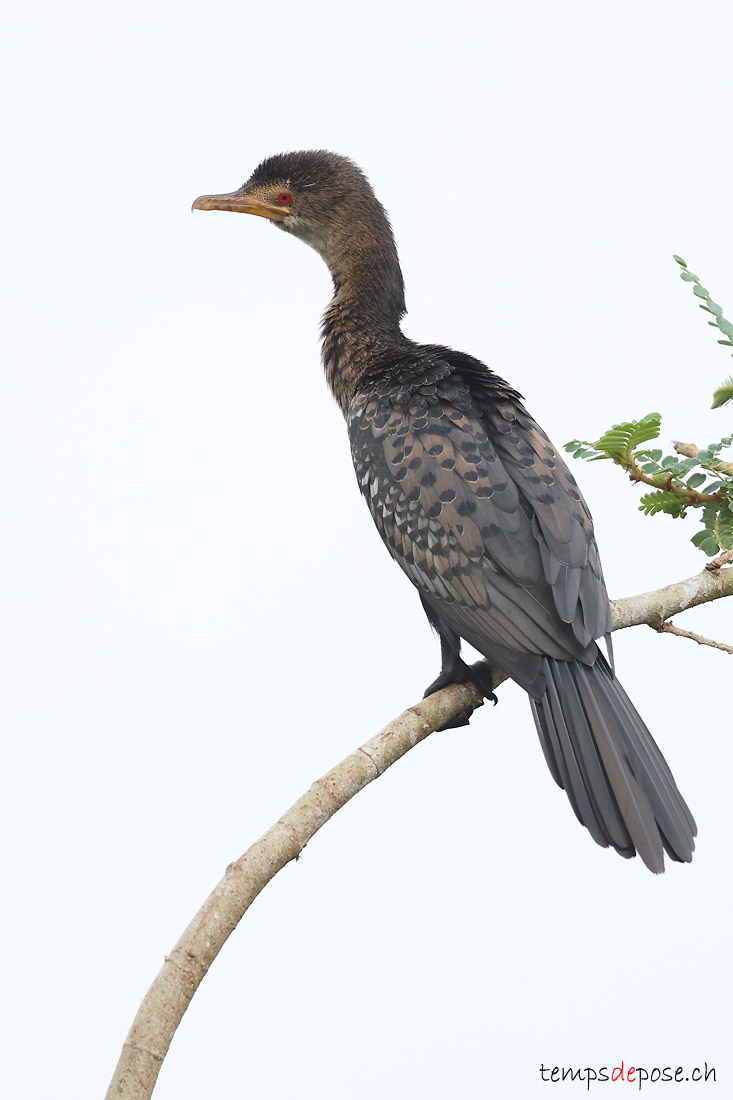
[530,654,696,872]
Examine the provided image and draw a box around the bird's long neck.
[319,224,408,415]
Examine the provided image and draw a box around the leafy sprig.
[565,416,733,556]
[712,375,733,410]
[674,255,733,408]
[565,258,733,556]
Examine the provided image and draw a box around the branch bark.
[608,561,733,630]
[105,563,733,1100]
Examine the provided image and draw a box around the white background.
[2,2,732,1096]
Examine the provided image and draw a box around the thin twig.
[706,546,733,570]
[106,563,733,1100]
[655,619,733,654]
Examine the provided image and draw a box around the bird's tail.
[530,654,696,872]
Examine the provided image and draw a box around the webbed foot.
[423,659,496,730]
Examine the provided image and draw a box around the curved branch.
[105,564,732,1100]
[608,562,733,630]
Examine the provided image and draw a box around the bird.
[192,150,696,873]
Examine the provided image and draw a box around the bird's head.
[194,151,379,251]
[193,150,402,297]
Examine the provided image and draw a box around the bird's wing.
[482,398,611,646]
[348,387,610,679]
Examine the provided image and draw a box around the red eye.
[277,191,292,204]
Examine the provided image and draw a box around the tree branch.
[655,620,733,654]
[608,563,733,631]
[105,564,732,1100]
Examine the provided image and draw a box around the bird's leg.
[419,596,497,729]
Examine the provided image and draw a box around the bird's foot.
[423,659,496,730]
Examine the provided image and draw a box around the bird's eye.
[277,191,292,205]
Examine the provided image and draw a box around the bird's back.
[348,343,609,695]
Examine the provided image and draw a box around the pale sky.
[2,1,732,1097]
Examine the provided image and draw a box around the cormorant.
[193,150,696,872]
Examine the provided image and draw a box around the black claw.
[467,659,495,701]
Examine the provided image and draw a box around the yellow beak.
[191,190,291,222]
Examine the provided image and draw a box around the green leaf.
[638,490,686,517]
[632,422,662,448]
[686,472,706,488]
[676,258,733,367]
[711,376,733,409]
[591,414,662,467]
[673,254,686,265]
[715,508,733,549]
[699,536,721,556]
